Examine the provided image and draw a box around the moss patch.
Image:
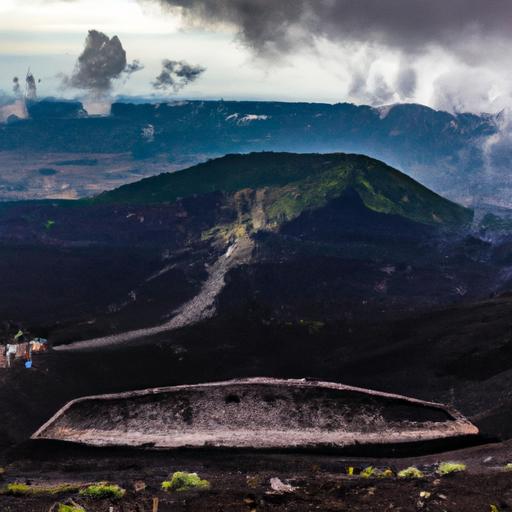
[57,504,86,512]
[79,483,126,499]
[0,482,82,496]
[162,472,211,492]
[437,462,466,475]
[397,467,424,479]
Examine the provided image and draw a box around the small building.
[1,337,50,369]
[30,338,48,353]
[6,344,17,368]
[15,342,30,360]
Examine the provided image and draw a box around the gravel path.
[55,237,254,351]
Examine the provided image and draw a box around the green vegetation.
[397,467,424,479]
[79,483,126,499]
[57,504,86,512]
[437,462,466,475]
[505,463,512,471]
[359,467,393,478]
[490,505,500,512]
[95,152,472,227]
[1,483,32,496]
[360,466,376,478]
[161,472,211,492]
[44,219,56,230]
[0,482,82,496]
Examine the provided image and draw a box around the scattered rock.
[133,480,146,492]
[268,477,297,494]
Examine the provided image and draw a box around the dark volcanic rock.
[32,378,478,452]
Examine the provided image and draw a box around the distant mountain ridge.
[0,99,498,204]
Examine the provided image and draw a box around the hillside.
[96,152,472,227]
[0,150,510,456]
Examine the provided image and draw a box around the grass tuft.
[57,504,86,512]
[360,467,394,478]
[0,482,82,496]
[360,466,377,478]
[162,472,210,492]
[397,467,424,479]
[79,483,125,500]
[437,462,466,475]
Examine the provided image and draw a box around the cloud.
[152,59,206,92]
[154,0,512,60]
[395,67,417,99]
[151,0,512,110]
[432,69,502,113]
[348,70,394,106]
[125,59,144,76]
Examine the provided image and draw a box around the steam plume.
[63,30,143,114]
[26,70,37,100]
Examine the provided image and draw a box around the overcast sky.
[0,0,510,113]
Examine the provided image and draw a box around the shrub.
[437,462,466,475]
[504,463,512,471]
[397,467,424,479]
[161,472,210,492]
[79,483,126,499]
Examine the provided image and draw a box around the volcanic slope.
[96,152,471,227]
[0,152,492,347]
[12,151,483,347]
[0,152,511,448]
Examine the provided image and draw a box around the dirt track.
[55,237,254,351]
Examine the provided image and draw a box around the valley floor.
[2,442,512,511]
